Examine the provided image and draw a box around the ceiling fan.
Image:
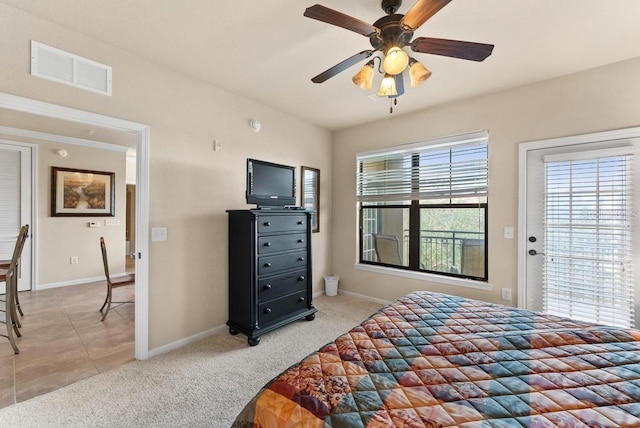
[304,0,494,104]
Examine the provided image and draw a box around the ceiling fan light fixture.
[377,73,398,97]
[352,60,375,90]
[409,58,432,87]
[382,47,409,75]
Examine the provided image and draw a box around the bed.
[232,291,640,427]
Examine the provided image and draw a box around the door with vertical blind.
[0,141,32,293]
[524,137,639,328]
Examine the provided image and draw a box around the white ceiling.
[4,0,640,131]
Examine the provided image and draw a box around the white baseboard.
[37,273,130,290]
[314,287,391,305]
[336,289,391,305]
[148,324,227,359]
[147,290,389,359]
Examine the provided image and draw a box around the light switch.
[504,226,514,239]
[151,227,168,242]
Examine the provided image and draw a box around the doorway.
[0,140,33,293]
[518,126,640,328]
[0,92,150,359]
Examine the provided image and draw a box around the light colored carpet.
[0,294,384,427]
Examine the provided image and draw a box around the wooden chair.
[99,237,135,321]
[0,224,29,320]
[0,225,29,354]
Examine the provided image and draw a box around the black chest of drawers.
[226,209,316,346]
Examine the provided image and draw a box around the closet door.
[0,142,32,292]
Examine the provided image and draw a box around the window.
[543,148,635,328]
[357,131,488,281]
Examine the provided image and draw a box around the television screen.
[246,159,296,208]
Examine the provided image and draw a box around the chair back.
[100,237,111,285]
[373,233,403,265]
[7,225,29,274]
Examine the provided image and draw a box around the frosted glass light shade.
[382,47,409,75]
[409,58,432,87]
[377,73,397,97]
[352,62,374,90]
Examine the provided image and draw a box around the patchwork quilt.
[232,291,640,427]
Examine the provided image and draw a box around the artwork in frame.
[301,166,320,233]
[51,167,115,217]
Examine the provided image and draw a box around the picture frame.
[301,166,320,233]
[51,167,115,217]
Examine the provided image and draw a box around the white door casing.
[0,92,151,360]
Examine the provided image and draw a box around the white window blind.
[357,132,488,203]
[543,151,634,328]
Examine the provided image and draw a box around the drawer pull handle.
[298,239,304,243]
[298,276,305,281]
[264,242,272,247]
[264,222,271,226]
[264,307,272,314]
[264,263,272,267]
[297,221,304,225]
[298,257,305,261]
[298,297,305,302]
[263,284,272,290]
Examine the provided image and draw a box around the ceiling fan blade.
[304,4,380,37]
[401,0,452,31]
[311,50,374,83]
[411,37,494,61]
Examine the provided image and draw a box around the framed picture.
[51,167,115,217]
[301,166,320,233]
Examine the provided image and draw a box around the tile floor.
[0,280,135,409]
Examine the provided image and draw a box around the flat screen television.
[246,158,296,208]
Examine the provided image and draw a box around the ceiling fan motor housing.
[381,0,403,15]
[371,14,413,53]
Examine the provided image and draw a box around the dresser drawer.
[258,251,307,275]
[258,215,307,233]
[258,270,307,302]
[259,290,309,325]
[258,233,306,254]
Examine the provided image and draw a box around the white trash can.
[324,276,339,296]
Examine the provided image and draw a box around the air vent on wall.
[30,40,112,96]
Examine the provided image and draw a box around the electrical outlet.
[70,256,79,265]
[501,288,512,301]
[104,219,119,226]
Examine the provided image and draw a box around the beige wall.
[0,4,332,350]
[332,56,640,304]
[37,142,128,285]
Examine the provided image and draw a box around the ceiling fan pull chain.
[389,98,398,114]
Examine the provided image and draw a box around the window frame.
[359,202,488,281]
[357,132,489,282]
